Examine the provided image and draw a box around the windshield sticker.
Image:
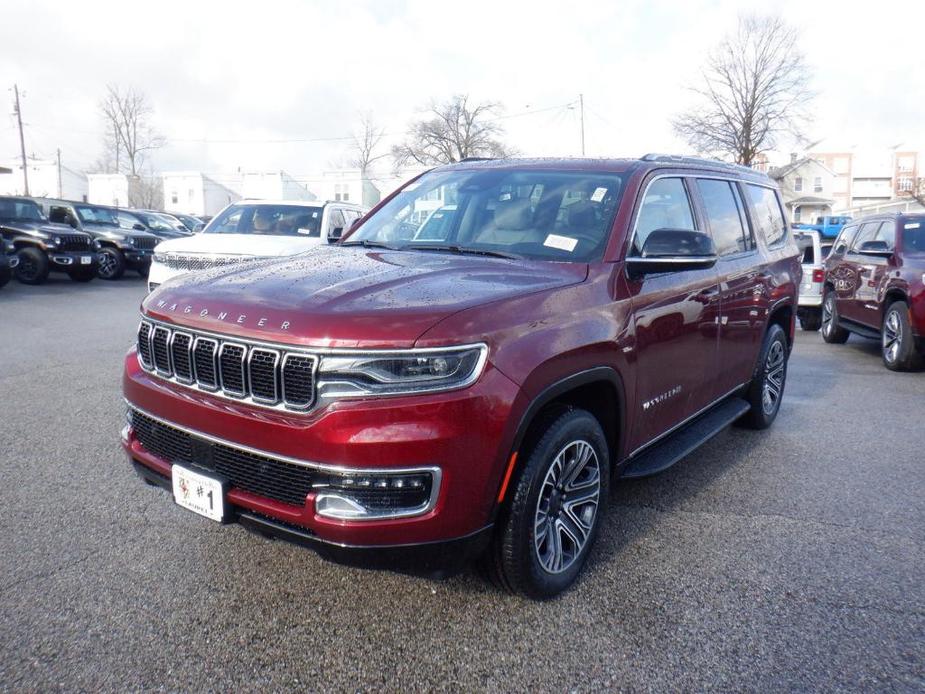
[499,192,512,201]
[905,222,920,229]
[591,187,608,202]
[297,228,314,235]
[544,234,578,252]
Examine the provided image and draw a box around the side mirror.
[328,226,344,244]
[626,229,718,277]
[132,223,146,231]
[856,240,893,258]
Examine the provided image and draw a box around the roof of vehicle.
[430,154,773,183]
[235,199,333,208]
[847,211,925,225]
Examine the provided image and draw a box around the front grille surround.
[155,253,257,272]
[137,319,316,411]
[133,236,158,251]
[59,234,92,251]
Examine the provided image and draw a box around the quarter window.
[633,178,695,254]
[697,179,755,256]
[744,184,787,248]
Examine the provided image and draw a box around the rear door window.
[743,184,787,248]
[696,179,755,256]
[633,178,696,254]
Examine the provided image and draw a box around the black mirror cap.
[132,223,146,231]
[626,229,718,277]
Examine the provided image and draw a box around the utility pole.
[578,93,585,157]
[56,148,62,197]
[13,84,29,195]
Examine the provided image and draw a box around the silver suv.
[794,229,834,331]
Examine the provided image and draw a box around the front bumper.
[123,248,153,269]
[146,260,188,289]
[123,348,522,552]
[49,251,98,271]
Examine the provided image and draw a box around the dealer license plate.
[172,465,225,522]
[80,256,92,265]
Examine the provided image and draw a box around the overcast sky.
[2,0,922,181]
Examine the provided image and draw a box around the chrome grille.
[156,253,256,271]
[137,320,316,411]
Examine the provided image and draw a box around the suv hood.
[154,233,325,257]
[0,220,84,239]
[144,245,588,348]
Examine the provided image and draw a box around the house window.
[794,176,803,192]
[188,188,195,203]
[334,183,350,202]
[814,177,823,193]
[171,191,178,204]
[794,206,802,222]
[898,177,913,192]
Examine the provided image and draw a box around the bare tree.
[98,85,165,175]
[672,15,814,166]
[392,95,514,167]
[129,173,164,209]
[349,112,388,174]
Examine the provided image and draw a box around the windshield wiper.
[340,239,399,250]
[403,244,519,260]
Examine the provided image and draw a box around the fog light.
[312,469,438,520]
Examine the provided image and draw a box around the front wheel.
[97,247,125,280]
[821,290,850,344]
[882,301,923,371]
[15,247,50,285]
[485,408,609,599]
[739,324,788,430]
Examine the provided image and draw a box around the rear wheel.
[882,301,922,371]
[740,324,788,430]
[821,290,849,344]
[15,247,50,285]
[97,247,125,280]
[485,408,609,599]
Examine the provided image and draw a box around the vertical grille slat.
[219,343,247,397]
[248,348,280,404]
[281,355,316,409]
[171,333,193,383]
[137,322,153,368]
[135,320,317,411]
[152,326,172,375]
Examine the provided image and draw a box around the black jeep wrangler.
[35,199,160,280]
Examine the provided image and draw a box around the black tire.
[14,247,50,285]
[136,261,151,278]
[739,324,788,430]
[69,268,96,283]
[484,408,609,599]
[0,268,10,289]
[799,310,822,332]
[881,301,923,372]
[821,289,849,344]
[97,247,125,280]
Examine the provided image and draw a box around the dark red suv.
[822,213,925,370]
[122,155,800,598]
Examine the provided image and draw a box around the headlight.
[153,252,166,263]
[45,237,61,248]
[122,236,134,246]
[93,240,102,250]
[317,345,487,398]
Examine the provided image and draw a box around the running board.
[620,397,751,479]
[838,318,881,340]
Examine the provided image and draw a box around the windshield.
[75,205,120,226]
[205,204,324,236]
[903,222,925,253]
[136,212,179,232]
[0,199,46,222]
[346,168,625,262]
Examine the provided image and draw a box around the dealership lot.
[0,278,922,691]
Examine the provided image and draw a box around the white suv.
[147,200,366,292]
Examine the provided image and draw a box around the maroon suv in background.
[822,213,925,370]
[122,155,800,598]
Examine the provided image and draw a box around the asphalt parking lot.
[0,276,922,692]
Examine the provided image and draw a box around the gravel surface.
[0,276,922,692]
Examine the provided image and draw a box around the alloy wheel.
[822,294,835,336]
[17,254,38,281]
[883,309,901,364]
[534,439,601,574]
[762,340,785,415]
[98,251,117,278]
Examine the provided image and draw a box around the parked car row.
[0,195,209,287]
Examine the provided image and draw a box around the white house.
[88,173,130,207]
[301,168,381,208]
[0,159,88,201]
[768,157,838,223]
[161,171,240,216]
[241,171,316,201]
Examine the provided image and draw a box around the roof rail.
[640,153,760,174]
[457,157,494,163]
